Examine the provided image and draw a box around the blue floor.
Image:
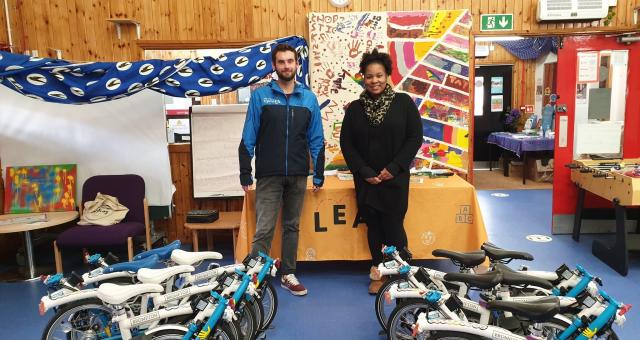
[1,189,637,339]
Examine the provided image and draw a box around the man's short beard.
[276,70,295,81]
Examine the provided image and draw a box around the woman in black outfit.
[340,49,423,294]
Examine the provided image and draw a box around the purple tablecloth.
[487,132,554,157]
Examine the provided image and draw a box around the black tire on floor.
[257,279,278,330]
[237,298,260,340]
[41,298,113,340]
[386,300,437,340]
[145,320,240,340]
[374,276,410,331]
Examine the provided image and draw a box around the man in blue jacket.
[238,43,325,296]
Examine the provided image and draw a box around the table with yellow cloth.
[234,175,487,262]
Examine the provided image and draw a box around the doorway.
[473,65,513,167]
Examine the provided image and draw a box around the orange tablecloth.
[235,175,487,262]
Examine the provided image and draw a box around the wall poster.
[490,95,504,112]
[577,51,599,83]
[490,76,503,94]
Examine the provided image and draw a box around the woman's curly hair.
[359,49,393,76]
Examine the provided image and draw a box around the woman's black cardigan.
[340,92,423,215]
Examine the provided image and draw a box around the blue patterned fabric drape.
[496,37,558,60]
[0,35,309,104]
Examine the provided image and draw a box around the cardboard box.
[509,161,524,178]
[526,158,553,182]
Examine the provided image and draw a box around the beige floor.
[472,168,552,190]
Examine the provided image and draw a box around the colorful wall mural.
[309,10,471,173]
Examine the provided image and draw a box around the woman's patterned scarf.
[360,84,396,127]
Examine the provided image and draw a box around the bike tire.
[42,298,114,340]
[374,276,410,332]
[257,279,278,330]
[237,299,260,340]
[386,300,438,340]
[212,320,242,340]
[145,320,241,340]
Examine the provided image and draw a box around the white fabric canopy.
[0,86,172,206]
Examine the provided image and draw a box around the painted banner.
[309,10,471,173]
[4,164,77,213]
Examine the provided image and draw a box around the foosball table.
[568,158,640,276]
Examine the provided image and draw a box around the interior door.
[473,65,513,162]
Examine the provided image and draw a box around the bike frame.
[110,260,270,338]
[557,284,627,340]
[414,313,532,340]
[413,281,628,340]
[182,270,253,340]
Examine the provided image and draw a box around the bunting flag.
[0,36,309,104]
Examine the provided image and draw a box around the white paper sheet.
[559,115,568,148]
[574,121,623,155]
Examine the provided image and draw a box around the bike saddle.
[494,263,554,289]
[432,249,486,268]
[481,243,534,262]
[137,265,195,284]
[97,282,164,305]
[171,249,223,265]
[443,270,503,290]
[487,298,560,322]
[103,254,160,274]
[133,240,181,261]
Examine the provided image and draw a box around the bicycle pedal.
[378,329,387,336]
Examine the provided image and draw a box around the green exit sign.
[480,14,514,31]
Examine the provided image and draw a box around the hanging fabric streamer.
[0,35,309,104]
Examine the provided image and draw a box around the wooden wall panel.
[2,0,639,60]
[0,0,6,45]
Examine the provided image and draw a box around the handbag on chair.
[78,192,129,226]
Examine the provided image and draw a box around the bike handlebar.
[86,254,102,265]
[598,289,621,306]
[383,246,397,255]
[576,264,591,277]
[42,273,63,287]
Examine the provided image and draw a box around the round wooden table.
[0,211,78,279]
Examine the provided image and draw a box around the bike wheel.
[375,276,410,332]
[209,320,241,340]
[145,320,240,340]
[387,300,437,340]
[237,299,259,340]
[42,298,114,340]
[257,280,278,330]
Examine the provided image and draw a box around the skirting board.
[553,214,639,234]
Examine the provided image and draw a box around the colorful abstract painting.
[310,10,471,172]
[4,164,77,213]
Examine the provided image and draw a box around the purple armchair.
[53,174,152,273]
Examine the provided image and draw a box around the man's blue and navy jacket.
[238,81,325,187]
